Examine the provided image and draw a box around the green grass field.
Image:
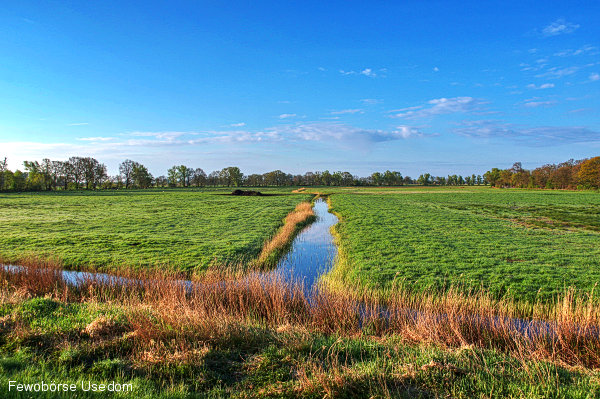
[0,189,312,272]
[326,187,600,301]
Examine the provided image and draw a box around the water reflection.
[266,198,338,290]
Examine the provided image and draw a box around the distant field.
[0,189,312,272]
[326,187,600,301]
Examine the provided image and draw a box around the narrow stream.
[266,198,338,290]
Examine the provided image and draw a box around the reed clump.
[255,201,316,267]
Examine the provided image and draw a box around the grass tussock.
[255,201,316,267]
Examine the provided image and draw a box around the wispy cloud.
[230,122,246,127]
[129,131,186,140]
[389,97,485,119]
[360,98,382,105]
[270,123,421,146]
[360,68,376,77]
[278,113,297,119]
[590,73,600,82]
[76,137,114,142]
[330,109,364,115]
[540,19,580,37]
[523,100,557,108]
[526,83,555,89]
[67,122,89,126]
[339,68,385,78]
[453,120,599,145]
[535,66,579,79]
[554,45,598,57]
[1,122,425,168]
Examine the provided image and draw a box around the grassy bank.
[254,201,316,268]
[324,186,600,302]
[0,189,312,273]
[1,264,599,398]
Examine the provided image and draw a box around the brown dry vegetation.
[255,201,315,267]
[2,261,600,370]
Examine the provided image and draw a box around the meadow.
[0,189,313,273]
[2,186,600,397]
[326,187,600,302]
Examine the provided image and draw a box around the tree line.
[483,157,600,189]
[0,155,598,192]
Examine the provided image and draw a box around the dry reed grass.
[255,201,315,267]
[1,260,600,369]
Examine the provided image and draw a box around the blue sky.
[1,1,599,177]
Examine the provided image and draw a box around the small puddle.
[266,198,338,290]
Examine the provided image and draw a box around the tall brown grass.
[1,260,600,369]
[255,201,315,267]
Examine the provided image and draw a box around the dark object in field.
[231,189,264,196]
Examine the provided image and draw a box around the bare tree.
[119,159,135,189]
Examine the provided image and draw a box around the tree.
[80,157,105,189]
[417,173,431,185]
[167,166,179,187]
[177,165,193,187]
[155,175,168,187]
[10,170,26,191]
[578,157,600,189]
[321,170,332,186]
[483,168,501,187]
[370,172,382,186]
[119,160,135,189]
[132,163,153,188]
[0,157,7,190]
[191,168,206,187]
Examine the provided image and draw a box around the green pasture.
[0,189,312,272]
[326,187,600,301]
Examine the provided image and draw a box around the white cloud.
[360,98,382,105]
[279,113,297,119]
[541,19,580,37]
[590,73,600,81]
[339,68,384,77]
[394,126,423,138]
[535,66,579,79]
[129,131,186,140]
[433,67,439,72]
[230,122,246,127]
[330,109,364,115]
[67,122,89,126]
[270,123,421,146]
[526,83,555,90]
[360,68,375,77]
[77,137,114,142]
[453,120,599,145]
[554,45,598,57]
[0,122,428,172]
[523,100,557,108]
[389,97,485,119]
